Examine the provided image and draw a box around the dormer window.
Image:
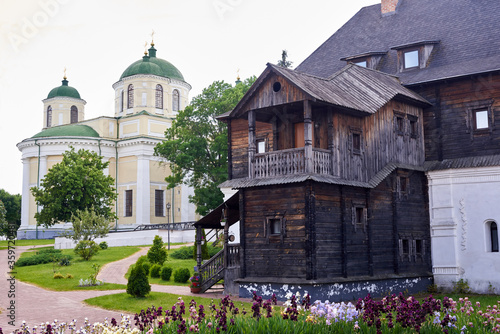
[403,49,419,69]
[341,52,386,70]
[391,40,439,72]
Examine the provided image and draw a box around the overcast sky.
[0,0,379,195]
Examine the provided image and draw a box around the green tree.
[0,189,21,236]
[61,207,111,242]
[277,49,293,68]
[147,235,167,265]
[31,147,117,228]
[0,200,8,237]
[154,77,255,215]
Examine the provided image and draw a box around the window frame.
[127,84,134,109]
[351,204,367,232]
[46,106,52,128]
[172,89,180,112]
[473,109,489,131]
[70,105,78,124]
[403,48,420,70]
[155,84,163,109]
[408,114,419,138]
[155,189,164,217]
[125,189,133,217]
[394,111,405,136]
[265,215,285,243]
[349,127,363,155]
[466,100,494,135]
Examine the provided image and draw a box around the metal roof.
[425,155,500,171]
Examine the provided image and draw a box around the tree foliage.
[0,189,21,236]
[61,207,111,242]
[0,200,8,237]
[277,49,293,68]
[147,235,167,265]
[31,147,117,227]
[154,78,255,215]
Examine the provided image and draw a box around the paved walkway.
[1,243,247,332]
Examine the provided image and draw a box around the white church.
[17,43,197,239]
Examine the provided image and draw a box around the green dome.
[32,124,99,138]
[120,45,185,81]
[47,78,81,99]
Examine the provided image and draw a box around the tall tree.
[31,147,117,228]
[277,49,293,68]
[0,189,21,236]
[154,77,255,215]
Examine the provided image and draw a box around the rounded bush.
[74,240,100,261]
[53,272,64,279]
[99,241,108,250]
[150,264,162,278]
[173,268,191,283]
[160,266,173,281]
[136,255,148,265]
[59,256,71,266]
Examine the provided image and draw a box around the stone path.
[1,243,248,332]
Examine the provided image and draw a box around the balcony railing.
[254,148,332,178]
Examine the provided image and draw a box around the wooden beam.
[248,110,256,178]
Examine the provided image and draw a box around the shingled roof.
[224,63,429,119]
[297,0,500,85]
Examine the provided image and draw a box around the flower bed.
[3,293,500,333]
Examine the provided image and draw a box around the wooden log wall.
[229,118,272,179]
[412,72,500,161]
[242,184,308,279]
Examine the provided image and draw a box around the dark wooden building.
[196,0,500,298]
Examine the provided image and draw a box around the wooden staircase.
[199,248,225,293]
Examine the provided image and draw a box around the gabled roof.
[223,63,429,119]
[297,0,500,85]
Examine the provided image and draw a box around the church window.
[172,89,180,112]
[491,222,499,252]
[71,106,78,124]
[46,106,52,128]
[155,189,164,217]
[125,190,133,217]
[120,90,124,113]
[127,84,134,109]
[155,84,163,109]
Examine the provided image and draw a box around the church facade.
[17,44,197,239]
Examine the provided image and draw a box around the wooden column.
[196,226,202,271]
[303,100,313,174]
[327,107,335,176]
[248,110,256,178]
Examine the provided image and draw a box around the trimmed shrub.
[53,272,64,279]
[173,268,191,283]
[160,266,173,281]
[150,264,162,278]
[147,235,167,265]
[15,251,71,267]
[142,262,151,275]
[66,274,74,279]
[74,240,100,260]
[171,245,222,260]
[59,256,72,266]
[99,241,108,250]
[127,263,151,297]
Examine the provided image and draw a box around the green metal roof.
[120,45,185,81]
[32,124,100,138]
[47,79,81,99]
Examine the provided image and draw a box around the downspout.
[35,140,40,240]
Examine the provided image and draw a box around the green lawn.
[15,246,140,291]
[85,291,253,314]
[0,239,55,247]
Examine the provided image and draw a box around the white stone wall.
[428,166,500,293]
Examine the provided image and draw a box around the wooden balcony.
[253,148,332,178]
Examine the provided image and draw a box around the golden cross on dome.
[144,41,148,55]
[63,67,67,80]
[151,29,155,46]
[237,68,241,81]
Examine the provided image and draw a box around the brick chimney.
[381,0,399,14]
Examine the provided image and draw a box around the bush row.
[169,245,222,260]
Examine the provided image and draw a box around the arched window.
[492,222,499,252]
[46,106,52,128]
[71,106,78,123]
[155,84,163,109]
[127,84,134,109]
[172,89,180,112]
[120,90,124,113]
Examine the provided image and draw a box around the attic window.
[474,110,489,130]
[354,60,367,68]
[273,82,281,92]
[404,50,419,69]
